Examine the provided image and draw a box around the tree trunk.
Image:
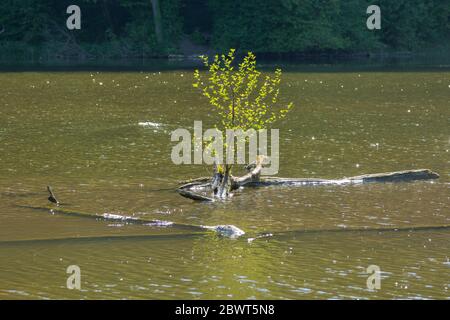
[230,155,265,189]
[177,162,440,202]
[177,156,267,201]
[150,0,163,44]
[102,0,115,35]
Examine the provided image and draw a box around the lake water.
[0,65,449,299]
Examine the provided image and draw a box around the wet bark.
[177,162,439,202]
[177,156,266,201]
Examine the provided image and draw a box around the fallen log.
[346,169,439,183]
[177,188,215,202]
[248,169,440,187]
[177,168,439,201]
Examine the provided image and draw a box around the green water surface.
[0,66,449,299]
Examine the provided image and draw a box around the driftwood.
[177,166,439,202]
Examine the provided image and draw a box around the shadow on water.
[0,232,205,246]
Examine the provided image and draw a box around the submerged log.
[177,168,439,201]
[177,188,215,202]
[19,204,245,238]
[18,204,450,241]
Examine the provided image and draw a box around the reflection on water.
[0,68,449,299]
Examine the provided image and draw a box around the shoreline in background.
[1,52,449,72]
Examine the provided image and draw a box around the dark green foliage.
[377,0,450,50]
[0,0,448,60]
[208,0,449,53]
[0,0,183,59]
